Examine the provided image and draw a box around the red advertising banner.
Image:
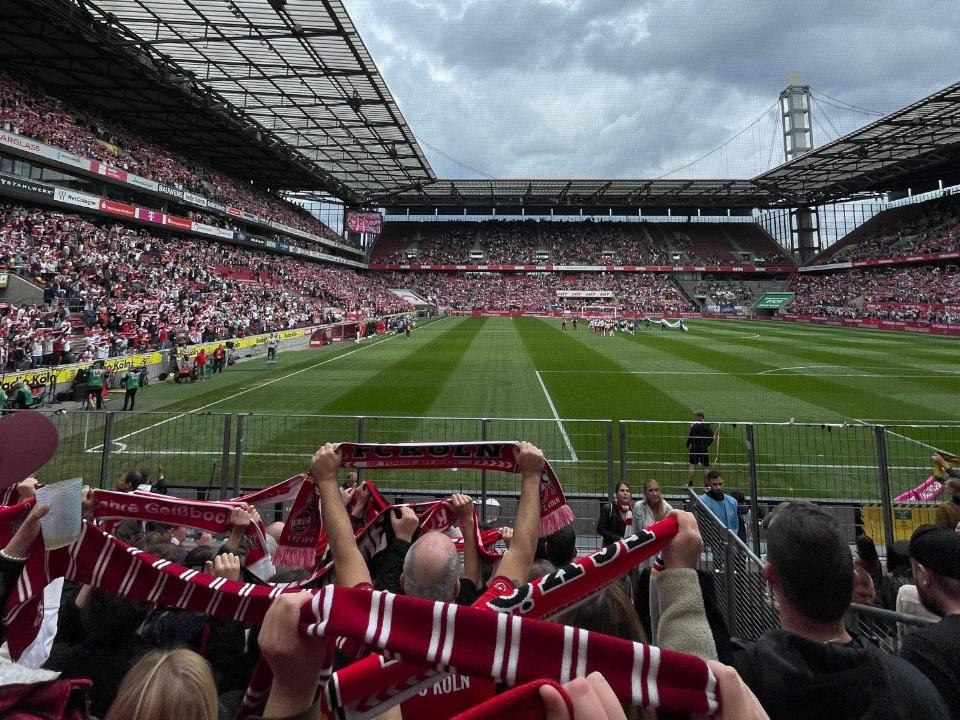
[99,198,136,217]
[345,210,383,235]
[166,215,193,230]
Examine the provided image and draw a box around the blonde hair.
[643,479,669,522]
[106,649,218,720]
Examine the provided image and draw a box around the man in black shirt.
[730,501,949,720]
[686,410,715,487]
[900,525,960,719]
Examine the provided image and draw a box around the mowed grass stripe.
[426,314,549,419]
[520,319,691,420]
[321,317,485,416]
[688,322,960,405]
[690,322,958,383]
[632,324,951,421]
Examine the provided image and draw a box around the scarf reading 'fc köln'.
[304,585,719,717]
[0,514,718,717]
[292,518,685,720]
[274,441,574,568]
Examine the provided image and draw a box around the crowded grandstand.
[2,1,960,720]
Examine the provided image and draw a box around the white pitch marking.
[534,370,579,462]
[853,418,946,453]
[85,331,405,453]
[757,365,841,375]
[740,334,761,339]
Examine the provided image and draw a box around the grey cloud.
[343,0,959,179]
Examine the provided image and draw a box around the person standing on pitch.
[121,366,141,411]
[266,334,278,364]
[686,410,717,486]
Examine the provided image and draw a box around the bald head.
[402,531,460,602]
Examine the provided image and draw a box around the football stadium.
[2,2,960,718]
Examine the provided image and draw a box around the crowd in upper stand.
[0,72,348,247]
[372,220,792,267]
[0,205,408,371]
[380,271,694,314]
[788,266,960,323]
[692,281,755,306]
[814,193,960,265]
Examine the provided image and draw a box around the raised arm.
[450,493,481,588]
[310,443,370,589]
[495,442,545,587]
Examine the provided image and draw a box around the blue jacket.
[699,492,740,533]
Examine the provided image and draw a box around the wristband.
[0,548,28,563]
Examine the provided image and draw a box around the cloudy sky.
[342,0,959,180]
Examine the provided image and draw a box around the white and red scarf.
[274,441,570,568]
[303,583,719,717]
[2,515,700,716]
[301,518,682,720]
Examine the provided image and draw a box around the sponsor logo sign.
[0,174,54,197]
[166,215,192,230]
[157,183,184,199]
[54,187,100,209]
[0,130,43,154]
[99,198,136,217]
[183,191,207,207]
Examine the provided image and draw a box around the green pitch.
[50,317,960,503]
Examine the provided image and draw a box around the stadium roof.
[376,81,960,209]
[0,0,433,203]
[0,1,958,211]
[369,178,781,209]
[754,81,960,205]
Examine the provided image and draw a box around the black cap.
[910,524,960,579]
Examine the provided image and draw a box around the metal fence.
[12,410,959,548]
[686,489,938,650]
[622,420,959,552]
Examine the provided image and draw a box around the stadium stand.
[371,219,793,267]
[788,266,960,323]
[378,270,694,313]
[812,193,960,265]
[0,205,408,371]
[0,72,349,248]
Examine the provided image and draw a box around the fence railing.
[13,410,957,548]
[686,489,938,652]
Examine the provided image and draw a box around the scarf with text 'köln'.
[303,518,680,720]
[305,584,718,718]
[2,516,695,717]
[274,441,571,568]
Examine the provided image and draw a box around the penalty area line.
[534,370,579,462]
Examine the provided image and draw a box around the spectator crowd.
[0,72,348,247]
[373,220,791,267]
[789,266,960,324]
[382,271,694,313]
[0,205,408,371]
[1,419,959,720]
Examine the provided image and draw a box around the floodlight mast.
[780,71,821,264]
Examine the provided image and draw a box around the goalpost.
[579,304,620,318]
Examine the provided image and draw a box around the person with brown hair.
[105,649,218,720]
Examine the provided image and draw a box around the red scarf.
[91,489,270,573]
[304,582,718,717]
[336,442,573,536]
[311,518,681,720]
[274,441,571,568]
